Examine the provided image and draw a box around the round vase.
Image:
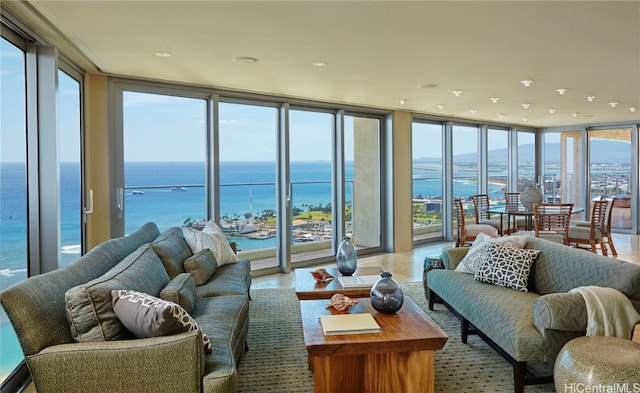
[521,186,543,211]
[336,237,357,276]
[370,272,404,314]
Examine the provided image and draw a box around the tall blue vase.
[336,237,357,276]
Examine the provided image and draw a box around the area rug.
[237,282,556,393]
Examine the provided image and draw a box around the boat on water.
[131,190,144,195]
[171,187,188,192]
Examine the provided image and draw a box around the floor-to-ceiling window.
[589,128,633,231]
[121,91,207,234]
[0,35,27,386]
[58,69,83,267]
[517,131,536,191]
[218,101,278,268]
[487,128,508,202]
[543,131,586,206]
[411,121,444,242]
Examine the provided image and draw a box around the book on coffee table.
[338,275,380,288]
[319,313,381,335]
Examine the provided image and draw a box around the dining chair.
[573,196,618,256]
[504,192,527,230]
[532,203,574,245]
[455,198,498,247]
[567,199,608,255]
[472,194,513,235]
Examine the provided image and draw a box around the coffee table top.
[294,266,383,300]
[300,296,448,357]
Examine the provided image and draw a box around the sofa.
[427,235,640,393]
[1,222,252,393]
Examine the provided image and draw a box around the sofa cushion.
[65,244,170,342]
[160,273,197,314]
[475,243,540,292]
[151,227,193,279]
[455,232,528,275]
[111,289,211,352]
[196,260,251,298]
[184,249,217,285]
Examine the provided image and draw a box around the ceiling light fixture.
[522,117,528,122]
[572,113,579,118]
[490,97,500,103]
[312,62,327,67]
[497,114,505,119]
[154,52,172,58]
[521,103,530,109]
[452,90,463,97]
[521,79,533,87]
[556,88,568,95]
[548,108,557,114]
[399,99,407,105]
[436,105,445,110]
[586,96,596,102]
[233,56,258,64]
[469,110,478,115]
[630,107,637,113]
[609,101,618,108]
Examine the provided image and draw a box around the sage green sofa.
[427,236,640,393]
[1,222,251,393]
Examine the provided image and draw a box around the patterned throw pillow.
[182,221,238,267]
[455,233,528,275]
[474,243,541,292]
[111,289,212,352]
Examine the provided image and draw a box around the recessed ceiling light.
[399,98,407,105]
[521,79,533,87]
[436,104,445,110]
[312,62,327,67]
[548,108,557,114]
[609,101,618,108]
[419,83,438,89]
[469,110,477,114]
[452,90,463,97]
[556,88,568,95]
[586,96,596,102]
[572,113,579,118]
[490,97,500,103]
[233,56,258,64]
[521,103,530,109]
[154,52,172,58]
[497,114,505,119]
[630,107,637,113]
[522,117,528,122]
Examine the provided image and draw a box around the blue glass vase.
[336,236,357,276]
[370,272,404,314]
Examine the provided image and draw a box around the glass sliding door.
[411,121,443,242]
[122,92,207,233]
[344,115,382,250]
[589,128,633,230]
[218,102,278,269]
[543,131,586,206]
[0,36,27,384]
[288,109,335,263]
[58,70,83,267]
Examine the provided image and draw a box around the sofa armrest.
[442,247,469,270]
[533,293,587,334]
[27,331,204,393]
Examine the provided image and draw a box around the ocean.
[0,160,504,377]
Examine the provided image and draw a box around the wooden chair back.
[504,192,520,211]
[472,194,490,223]
[533,203,574,244]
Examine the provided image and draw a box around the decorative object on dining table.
[310,268,334,283]
[336,236,357,276]
[520,186,543,211]
[370,272,404,314]
[326,293,359,311]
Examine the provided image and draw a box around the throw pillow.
[455,232,528,275]
[202,220,239,266]
[160,273,197,314]
[183,249,217,285]
[474,243,541,292]
[111,289,211,352]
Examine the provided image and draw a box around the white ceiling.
[6,0,640,128]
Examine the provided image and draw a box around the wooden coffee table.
[294,266,383,300]
[300,296,448,393]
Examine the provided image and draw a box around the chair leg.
[607,236,618,256]
[590,241,596,254]
[599,239,608,256]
